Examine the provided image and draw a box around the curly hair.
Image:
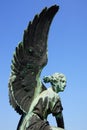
[43,73,65,83]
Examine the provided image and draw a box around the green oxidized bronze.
[8,5,67,130]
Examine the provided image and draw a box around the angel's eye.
[62,80,65,83]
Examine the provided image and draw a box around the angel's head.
[43,73,66,93]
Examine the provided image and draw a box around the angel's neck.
[51,86,60,93]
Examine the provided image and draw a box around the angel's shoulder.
[39,87,59,100]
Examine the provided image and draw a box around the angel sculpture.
[9,5,67,130]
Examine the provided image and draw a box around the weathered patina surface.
[9,5,66,130]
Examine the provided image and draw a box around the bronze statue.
[8,5,67,130]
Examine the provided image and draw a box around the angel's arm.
[52,99,65,129]
[55,112,65,128]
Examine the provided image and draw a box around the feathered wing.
[9,5,59,114]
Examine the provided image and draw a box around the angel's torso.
[19,87,62,130]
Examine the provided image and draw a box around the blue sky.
[0,0,87,130]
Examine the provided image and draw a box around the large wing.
[9,5,59,114]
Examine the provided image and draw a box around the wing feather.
[9,5,59,114]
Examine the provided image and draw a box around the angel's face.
[58,76,66,92]
[51,74,66,93]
